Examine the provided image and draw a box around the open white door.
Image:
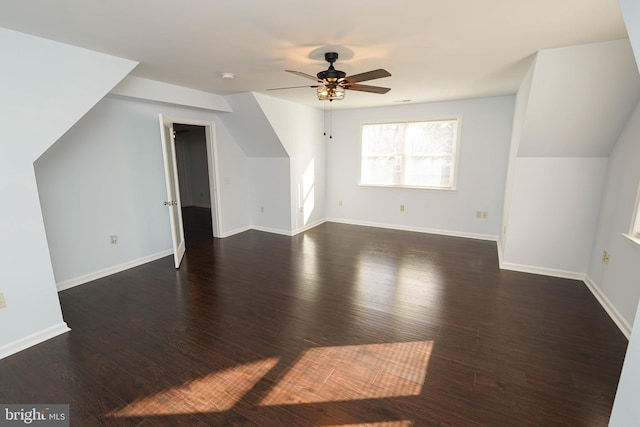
[159,114,186,268]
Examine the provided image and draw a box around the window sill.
[622,233,640,249]
[358,183,457,191]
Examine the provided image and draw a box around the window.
[360,119,459,189]
[630,184,640,242]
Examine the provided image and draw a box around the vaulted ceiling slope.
[0,0,629,109]
[518,39,640,157]
[222,93,289,158]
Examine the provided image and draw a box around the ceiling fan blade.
[266,85,319,91]
[344,69,391,84]
[345,84,391,94]
[285,70,321,82]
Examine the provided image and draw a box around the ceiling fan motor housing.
[317,52,346,82]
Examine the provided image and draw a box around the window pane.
[361,156,401,185]
[361,119,458,188]
[405,156,451,187]
[405,120,456,155]
[362,124,403,156]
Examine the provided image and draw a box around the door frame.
[160,115,223,239]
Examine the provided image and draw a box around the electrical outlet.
[476,211,482,218]
[260,206,264,213]
[482,211,488,219]
[109,235,118,245]
[0,292,6,309]
[602,250,611,265]
[400,204,405,212]
[299,206,304,213]
[338,200,343,207]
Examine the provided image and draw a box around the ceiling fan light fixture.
[317,85,345,101]
[271,52,391,101]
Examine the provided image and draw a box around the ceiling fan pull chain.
[323,101,327,136]
[329,100,333,139]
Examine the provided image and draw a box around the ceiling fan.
[268,52,391,101]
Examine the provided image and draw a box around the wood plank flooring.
[0,208,628,426]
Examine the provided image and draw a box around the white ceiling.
[0,0,629,110]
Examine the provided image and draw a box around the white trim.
[622,233,640,249]
[218,226,251,238]
[497,238,630,339]
[496,237,505,266]
[204,123,223,238]
[359,117,462,190]
[496,239,584,279]
[159,115,222,239]
[498,261,585,281]
[250,225,294,237]
[584,275,631,339]
[216,221,327,239]
[629,182,640,239]
[358,183,457,191]
[292,218,327,236]
[56,249,173,292]
[326,217,498,241]
[0,322,70,360]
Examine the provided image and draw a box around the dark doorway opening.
[173,123,213,244]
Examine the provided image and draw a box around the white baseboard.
[218,220,326,239]
[292,218,327,236]
[250,225,293,236]
[499,261,586,281]
[218,226,251,238]
[496,238,505,266]
[223,218,494,241]
[497,241,630,339]
[56,249,173,292]
[584,275,631,339]
[326,217,498,241]
[0,322,70,360]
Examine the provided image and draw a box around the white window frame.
[359,118,461,190]
[626,183,640,247]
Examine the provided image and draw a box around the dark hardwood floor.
[0,207,628,426]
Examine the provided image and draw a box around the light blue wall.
[602,2,640,425]
[502,157,608,276]
[35,96,249,285]
[500,40,639,278]
[247,157,292,233]
[326,96,515,239]
[587,100,640,326]
[0,28,136,356]
[255,93,326,233]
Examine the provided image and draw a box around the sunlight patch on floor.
[106,341,432,419]
[260,341,433,406]
[107,358,279,418]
